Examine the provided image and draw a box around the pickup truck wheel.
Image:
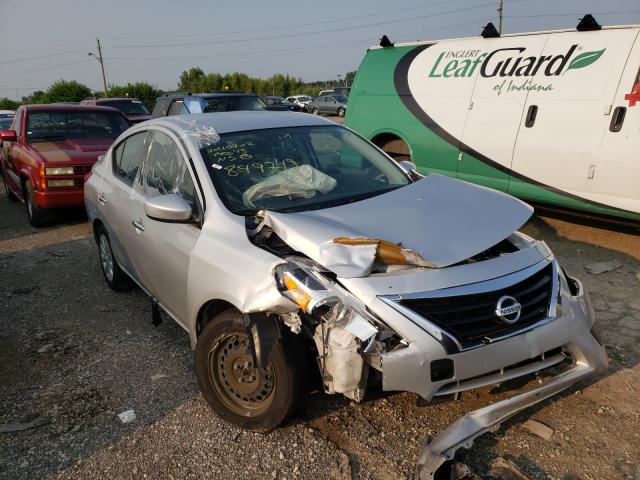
[1,169,17,201]
[195,310,300,432]
[24,181,50,227]
[97,226,131,291]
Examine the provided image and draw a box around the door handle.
[132,219,145,232]
[609,106,626,132]
[97,193,107,205]
[525,105,538,128]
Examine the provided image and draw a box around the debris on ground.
[451,462,481,479]
[117,410,136,424]
[488,457,530,480]
[519,419,554,441]
[0,415,51,433]
[584,260,623,275]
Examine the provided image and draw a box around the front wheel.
[24,181,50,227]
[312,107,319,115]
[195,310,301,432]
[337,107,345,117]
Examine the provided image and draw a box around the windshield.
[332,95,348,103]
[101,100,149,116]
[25,110,130,142]
[200,125,410,215]
[297,96,311,102]
[0,117,13,129]
[204,96,267,113]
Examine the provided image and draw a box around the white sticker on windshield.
[212,163,223,170]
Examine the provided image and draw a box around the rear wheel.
[337,107,345,117]
[24,181,50,227]
[195,310,301,432]
[373,134,411,162]
[96,226,131,291]
[312,107,319,115]
[1,168,17,201]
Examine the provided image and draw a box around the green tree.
[42,80,92,103]
[178,67,206,91]
[0,97,20,110]
[345,71,357,86]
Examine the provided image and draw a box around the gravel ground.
[0,183,639,480]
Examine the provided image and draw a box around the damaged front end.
[274,257,404,401]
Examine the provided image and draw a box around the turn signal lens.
[283,272,312,312]
[39,165,46,190]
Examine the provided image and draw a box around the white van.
[345,23,640,221]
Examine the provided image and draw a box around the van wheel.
[373,134,411,162]
[337,107,345,117]
[195,310,301,432]
[312,107,319,115]
[1,169,17,201]
[24,181,50,227]
[96,226,131,291]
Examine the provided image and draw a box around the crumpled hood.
[260,174,533,278]
[29,139,113,163]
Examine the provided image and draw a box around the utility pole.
[497,0,504,34]
[88,38,108,97]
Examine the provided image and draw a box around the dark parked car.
[152,93,268,117]
[263,96,301,112]
[80,97,152,124]
[308,95,348,117]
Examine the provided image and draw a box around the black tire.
[195,310,301,432]
[24,181,50,227]
[1,168,17,201]
[96,226,131,291]
[312,107,319,115]
[337,107,345,117]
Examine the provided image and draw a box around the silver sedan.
[85,111,606,478]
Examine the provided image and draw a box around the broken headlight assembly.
[274,257,407,401]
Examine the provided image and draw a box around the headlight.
[45,167,74,175]
[47,179,75,187]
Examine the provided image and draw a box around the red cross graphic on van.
[625,81,640,107]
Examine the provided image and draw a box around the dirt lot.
[1,182,639,480]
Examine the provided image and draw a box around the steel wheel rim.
[99,234,114,282]
[208,333,276,416]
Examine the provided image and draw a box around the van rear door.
[592,31,640,213]
[508,28,638,209]
[456,35,547,191]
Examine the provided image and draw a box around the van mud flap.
[416,361,596,479]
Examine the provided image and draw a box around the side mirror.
[144,194,193,222]
[398,160,417,173]
[0,130,17,142]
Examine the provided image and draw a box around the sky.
[1,0,639,100]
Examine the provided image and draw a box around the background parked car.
[332,86,351,96]
[263,96,301,111]
[0,105,130,226]
[152,92,268,117]
[318,89,334,96]
[285,95,313,112]
[0,110,15,131]
[81,97,152,124]
[308,95,348,117]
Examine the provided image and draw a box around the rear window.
[101,100,149,116]
[25,110,129,142]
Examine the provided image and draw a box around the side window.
[144,131,197,211]
[168,100,184,116]
[112,131,148,185]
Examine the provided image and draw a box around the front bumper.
[34,188,85,208]
[365,266,607,479]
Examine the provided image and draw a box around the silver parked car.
[308,95,348,117]
[85,111,606,478]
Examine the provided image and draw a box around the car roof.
[144,110,336,136]
[22,104,125,113]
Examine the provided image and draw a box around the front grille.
[74,165,92,175]
[400,264,554,348]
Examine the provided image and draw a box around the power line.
[0,59,93,78]
[504,9,640,19]
[110,0,485,41]
[0,48,86,65]
[114,3,495,49]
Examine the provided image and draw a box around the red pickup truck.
[0,105,130,226]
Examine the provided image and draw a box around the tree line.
[0,69,356,112]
